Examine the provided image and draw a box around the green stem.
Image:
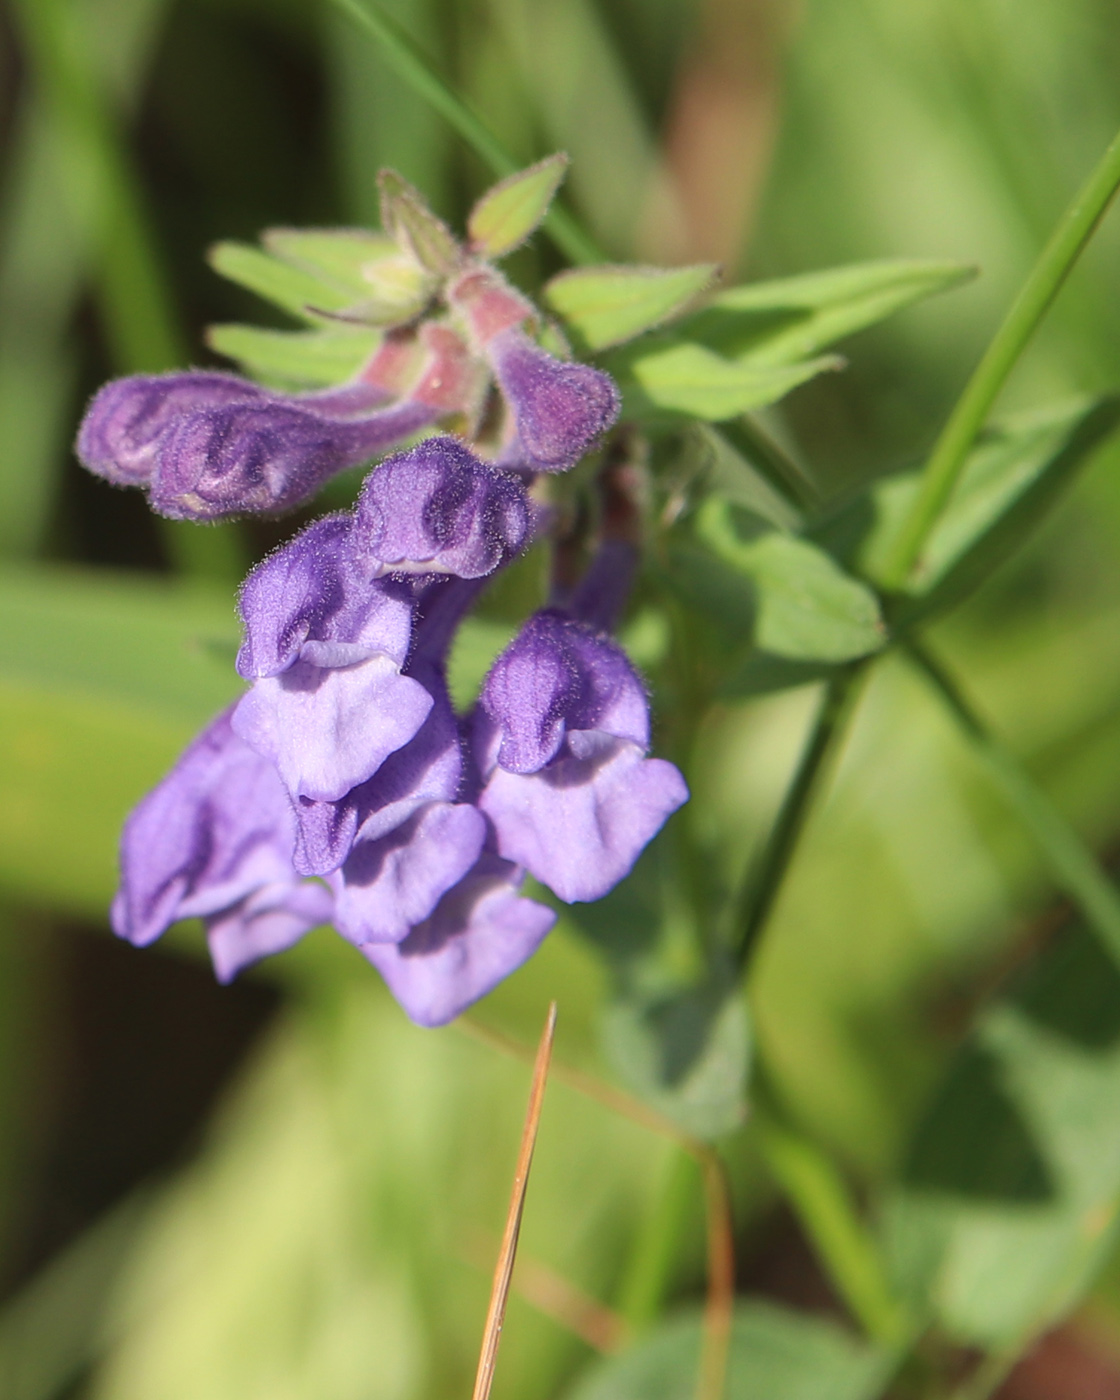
[615,1149,695,1331]
[906,640,1120,968]
[880,125,1120,589]
[753,1097,910,1348]
[327,0,604,266]
[734,665,865,972]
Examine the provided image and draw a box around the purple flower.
[447,263,621,472]
[475,611,688,902]
[354,437,530,578]
[361,849,556,1027]
[487,328,621,472]
[111,708,332,982]
[232,524,431,803]
[74,326,483,521]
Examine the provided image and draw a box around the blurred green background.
[5,0,1120,1396]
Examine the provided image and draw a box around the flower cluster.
[82,164,688,1025]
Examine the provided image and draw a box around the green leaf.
[207,243,360,324]
[683,258,976,368]
[624,343,837,420]
[699,424,803,531]
[696,502,886,661]
[602,984,750,1140]
[260,227,397,291]
[206,323,380,389]
[377,167,460,276]
[544,263,718,351]
[467,153,569,259]
[860,397,1120,620]
[566,1303,892,1400]
[0,566,241,915]
[885,919,1120,1347]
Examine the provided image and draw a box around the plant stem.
[880,125,1120,589]
[906,640,1120,968]
[327,0,604,266]
[753,1099,909,1348]
[734,665,865,972]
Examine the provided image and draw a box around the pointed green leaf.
[545,263,718,350]
[566,1303,892,1400]
[683,258,975,367]
[261,228,397,294]
[859,397,1120,623]
[206,324,379,388]
[377,168,460,276]
[625,343,837,420]
[207,243,359,323]
[467,153,569,259]
[696,502,886,661]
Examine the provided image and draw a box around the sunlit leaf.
[566,1302,893,1400]
[696,503,886,661]
[207,243,358,323]
[205,323,380,389]
[377,168,460,276]
[858,397,1120,621]
[545,263,718,351]
[261,227,397,289]
[684,259,975,368]
[467,154,569,259]
[623,343,836,420]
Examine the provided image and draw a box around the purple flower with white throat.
[474,563,688,903]
[231,516,432,804]
[111,708,332,983]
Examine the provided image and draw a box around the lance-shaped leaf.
[885,917,1120,1347]
[467,153,569,259]
[696,500,886,661]
[625,343,838,421]
[261,228,397,289]
[566,1302,893,1400]
[205,324,380,389]
[377,168,460,277]
[207,242,359,324]
[544,262,718,350]
[683,258,976,367]
[858,397,1120,624]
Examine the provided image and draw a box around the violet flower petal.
[76,371,269,487]
[362,851,556,1026]
[148,397,437,520]
[207,879,333,984]
[329,801,487,946]
[488,328,620,472]
[354,436,529,578]
[111,708,309,947]
[293,668,464,875]
[237,521,416,679]
[479,611,649,774]
[232,655,434,803]
[478,736,689,902]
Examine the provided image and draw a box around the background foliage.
[6,1,1120,1397]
